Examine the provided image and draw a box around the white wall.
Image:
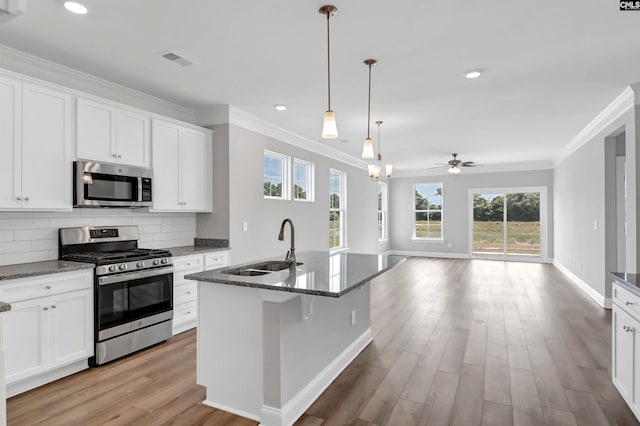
[389,170,554,257]
[554,107,636,303]
[222,124,381,264]
[0,209,196,266]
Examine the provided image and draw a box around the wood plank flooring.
[7,258,639,425]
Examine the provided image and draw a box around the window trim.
[329,168,347,251]
[293,158,315,202]
[412,182,444,241]
[378,182,388,242]
[263,150,291,200]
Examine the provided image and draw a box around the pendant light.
[368,121,393,180]
[319,5,339,139]
[361,59,377,158]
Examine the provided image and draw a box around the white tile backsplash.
[0,209,196,266]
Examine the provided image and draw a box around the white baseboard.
[7,359,88,398]
[259,328,373,426]
[202,400,261,422]
[389,250,471,259]
[553,260,610,309]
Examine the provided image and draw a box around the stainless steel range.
[59,226,173,366]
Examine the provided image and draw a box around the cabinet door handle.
[46,285,51,290]
[626,301,634,306]
[187,311,191,315]
[16,196,22,201]
[117,154,122,158]
[51,305,56,309]
[112,154,117,158]
[43,306,48,311]
[187,291,191,295]
[186,262,191,266]
[24,196,29,201]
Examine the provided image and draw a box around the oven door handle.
[98,267,174,286]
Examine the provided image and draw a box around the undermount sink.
[221,261,304,276]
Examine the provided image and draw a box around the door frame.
[467,186,549,262]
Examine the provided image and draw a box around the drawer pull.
[626,301,634,306]
[187,311,191,315]
[43,306,48,311]
[187,262,191,266]
[187,291,191,295]
[46,285,51,290]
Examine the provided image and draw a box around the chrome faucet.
[278,218,296,267]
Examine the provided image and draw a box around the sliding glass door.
[472,189,543,259]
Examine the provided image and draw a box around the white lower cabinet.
[612,280,640,421]
[1,270,93,397]
[172,251,229,335]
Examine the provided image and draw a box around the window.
[263,151,290,199]
[329,169,346,250]
[414,183,443,240]
[293,159,315,202]
[378,182,388,241]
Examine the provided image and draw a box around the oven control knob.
[119,264,127,271]
[153,259,160,266]
[108,265,117,272]
[136,261,144,268]
[161,258,168,264]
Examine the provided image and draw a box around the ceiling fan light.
[322,110,338,139]
[362,138,375,159]
[385,164,393,177]
[448,165,461,174]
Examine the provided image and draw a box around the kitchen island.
[185,251,405,426]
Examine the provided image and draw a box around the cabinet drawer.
[205,251,229,268]
[0,271,92,304]
[173,255,203,272]
[174,282,197,305]
[613,281,640,319]
[174,301,197,324]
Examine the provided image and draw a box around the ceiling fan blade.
[462,163,484,167]
[462,161,475,166]
[427,165,448,169]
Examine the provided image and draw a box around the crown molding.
[553,87,635,167]
[0,43,197,122]
[197,104,368,170]
[391,160,553,178]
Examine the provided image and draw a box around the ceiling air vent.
[159,50,194,67]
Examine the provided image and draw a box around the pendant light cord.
[367,63,372,139]
[326,12,331,111]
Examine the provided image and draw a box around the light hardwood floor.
[7,258,639,425]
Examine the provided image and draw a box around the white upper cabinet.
[77,98,150,168]
[0,78,72,211]
[0,75,21,210]
[151,119,212,212]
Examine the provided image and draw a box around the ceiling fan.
[429,153,483,174]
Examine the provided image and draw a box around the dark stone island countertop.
[185,250,407,298]
[0,260,94,282]
[610,272,640,297]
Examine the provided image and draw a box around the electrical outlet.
[351,310,356,326]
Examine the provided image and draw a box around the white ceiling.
[1,0,639,172]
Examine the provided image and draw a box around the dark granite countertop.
[0,260,94,282]
[610,272,640,296]
[185,251,407,298]
[0,302,10,312]
[167,246,231,257]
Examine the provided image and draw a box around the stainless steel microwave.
[74,161,153,208]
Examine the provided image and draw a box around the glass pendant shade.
[368,164,379,178]
[362,138,374,159]
[448,165,461,174]
[322,110,338,139]
[385,164,393,177]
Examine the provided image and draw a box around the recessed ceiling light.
[464,69,483,79]
[274,105,287,111]
[64,1,88,14]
